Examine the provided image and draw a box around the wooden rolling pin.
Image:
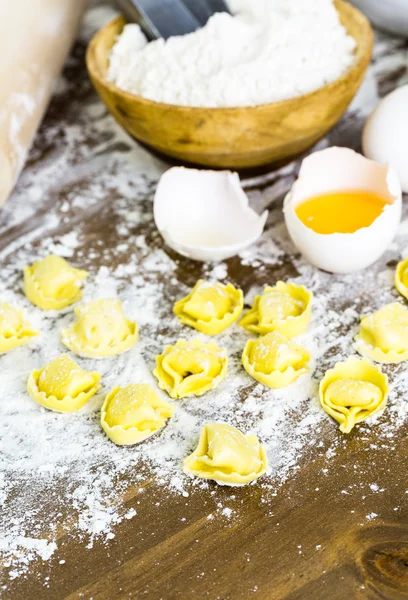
[0,0,87,207]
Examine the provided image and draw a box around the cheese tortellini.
[183,423,268,486]
[27,354,101,412]
[242,331,310,388]
[154,339,228,399]
[61,298,138,358]
[395,257,408,301]
[174,280,243,335]
[24,255,88,310]
[319,357,388,433]
[101,384,175,445]
[354,302,408,363]
[0,302,38,354]
[239,281,312,338]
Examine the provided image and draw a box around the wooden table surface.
[1,2,408,599]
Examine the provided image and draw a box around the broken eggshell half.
[154,167,268,262]
[283,147,402,274]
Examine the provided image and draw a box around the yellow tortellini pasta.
[154,338,228,399]
[354,302,408,363]
[101,384,175,445]
[174,279,243,335]
[0,302,38,354]
[242,331,310,388]
[24,255,88,310]
[395,257,408,301]
[61,298,138,358]
[183,423,268,486]
[27,354,101,412]
[239,281,312,338]
[319,356,388,434]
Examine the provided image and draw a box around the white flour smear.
[1,175,408,580]
[0,0,407,586]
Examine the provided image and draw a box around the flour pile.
[108,0,356,107]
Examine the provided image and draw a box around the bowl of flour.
[86,0,373,169]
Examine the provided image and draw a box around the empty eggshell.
[154,167,268,262]
[283,147,401,274]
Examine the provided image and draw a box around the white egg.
[283,147,402,274]
[154,167,268,262]
[363,85,408,193]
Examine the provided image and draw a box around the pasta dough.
[27,354,101,412]
[183,423,268,486]
[239,281,312,337]
[154,338,228,399]
[242,331,310,388]
[354,302,408,363]
[0,302,38,353]
[101,384,175,445]
[174,280,243,335]
[61,298,138,358]
[319,356,388,433]
[395,257,408,301]
[24,254,87,310]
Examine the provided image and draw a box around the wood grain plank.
[1,2,408,599]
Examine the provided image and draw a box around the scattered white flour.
[366,512,378,520]
[0,2,407,586]
[108,0,356,107]
[1,185,408,580]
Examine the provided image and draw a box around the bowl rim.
[86,0,373,113]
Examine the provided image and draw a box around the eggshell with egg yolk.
[283,147,401,274]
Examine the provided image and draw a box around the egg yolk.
[295,190,389,234]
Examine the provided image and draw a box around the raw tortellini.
[319,357,388,433]
[0,302,38,353]
[239,281,312,338]
[354,302,408,363]
[174,279,243,335]
[101,384,175,445]
[154,338,228,399]
[24,255,88,310]
[183,423,268,486]
[242,331,310,388]
[395,257,408,300]
[27,354,101,412]
[61,298,138,358]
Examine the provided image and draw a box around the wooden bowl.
[86,1,373,169]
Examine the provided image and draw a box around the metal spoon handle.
[181,0,231,25]
[116,0,201,40]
